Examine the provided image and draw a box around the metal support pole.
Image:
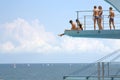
[86,76,89,80]
[102,15,104,30]
[111,77,114,80]
[63,76,66,80]
[98,62,101,80]
[102,62,104,80]
[76,11,79,28]
[76,11,79,20]
[107,62,109,77]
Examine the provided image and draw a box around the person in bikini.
[76,19,83,30]
[93,6,99,30]
[98,6,103,30]
[109,7,115,30]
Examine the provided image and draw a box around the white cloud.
[0,18,120,55]
[0,18,56,53]
[59,37,112,54]
[1,41,14,52]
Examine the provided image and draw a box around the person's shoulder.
[112,10,114,13]
[110,11,114,14]
[93,9,96,11]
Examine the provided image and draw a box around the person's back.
[71,23,76,30]
[69,20,76,30]
[93,6,99,30]
[110,10,114,18]
[93,6,99,17]
[109,7,115,30]
[76,19,83,30]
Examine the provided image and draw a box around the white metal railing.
[76,10,120,30]
[63,49,120,80]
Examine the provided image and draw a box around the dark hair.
[109,7,112,10]
[69,20,73,23]
[94,6,97,8]
[76,19,79,22]
[98,6,102,9]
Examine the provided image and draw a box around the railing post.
[76,11,79,28]
[76,11,79,20]
[84,16,86,30]
[102,15,104,30]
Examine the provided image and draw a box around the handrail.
[63,75,120,80]
[63,49,120,80]
[97,49,120,62]
[63,10,120,80]
[76,10,120,30]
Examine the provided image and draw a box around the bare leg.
[99,19,103,30]
[94,19,97,30]
[109,20,112,30]
[112,21,115,30]
[58,33,64,36]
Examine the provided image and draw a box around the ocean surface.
[0,63,85,80]
[0,63,120,80]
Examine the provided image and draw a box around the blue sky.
[0,0,120,63]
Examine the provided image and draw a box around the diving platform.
[64,29,120,39]
[60,9,120,39]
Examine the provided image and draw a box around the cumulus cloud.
[59,37,112,54]
[0,18,56,53]
[0,18,120,54]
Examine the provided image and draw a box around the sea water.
[0,63,120,80]
[0,63,86,80]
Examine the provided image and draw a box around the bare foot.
[58,34,64,36]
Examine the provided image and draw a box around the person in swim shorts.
[109,7,115,30]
